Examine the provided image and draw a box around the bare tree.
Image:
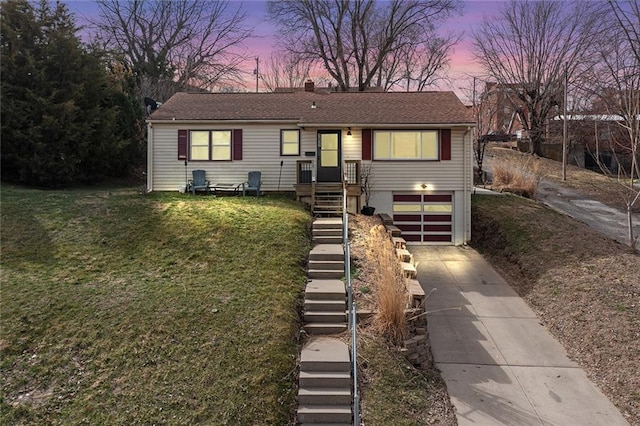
[583,0,640,248]
[259,51,312,92]
[268,0,461,92]
[378,33,459,92]
[472,0,601,156]
[474,81,503,183]
[94,0,252,100]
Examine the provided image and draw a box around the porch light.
[311,101,316,109]
[347,127,352,136]
[421,183,428,189]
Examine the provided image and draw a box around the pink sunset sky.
[65,0,506,101]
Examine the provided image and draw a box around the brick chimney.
[304,79,315,92]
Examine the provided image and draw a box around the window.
[189,130,232,161]
[373,130,439,160]
[281,129,300,156]
[211,131,231,160]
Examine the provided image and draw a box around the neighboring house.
[549,115,638,174]
[479,82,527,139]
[146,81,475,245]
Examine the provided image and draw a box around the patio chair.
[242,171,262,196]
[187,169,210,195]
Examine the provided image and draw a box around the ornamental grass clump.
[492,155,542,198]
[366,224,407,345]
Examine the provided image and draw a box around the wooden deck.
[295,160,363,214]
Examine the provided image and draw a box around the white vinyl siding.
[151,126,468,192]
[151,124,309,192]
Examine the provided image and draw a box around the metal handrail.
[343,178,359,425]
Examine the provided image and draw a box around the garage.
[392,193,453,243]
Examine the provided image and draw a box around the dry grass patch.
[489,146,640,213]
[357,332,456,426]
[491,153,542,198]
[366,224,407,345]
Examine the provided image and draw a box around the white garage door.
[392,193,453,243]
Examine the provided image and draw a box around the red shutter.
[178,130,188,160]
[441,129,451,160]
[362,128,372,160]
[232,129,243,161]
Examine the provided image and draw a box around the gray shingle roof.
[150,91,474,125]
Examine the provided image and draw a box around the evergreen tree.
[1,0,144,187]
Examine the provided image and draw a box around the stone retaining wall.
[401,307,433,369]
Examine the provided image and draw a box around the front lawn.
[0,185,311,424]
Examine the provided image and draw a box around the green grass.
[1,184,311,425]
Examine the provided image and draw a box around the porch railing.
[296,160,361,185]
[296,160,313,184]
[344,160,361,185]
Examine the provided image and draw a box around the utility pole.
[254,57,259,93]
[562,66,568,181]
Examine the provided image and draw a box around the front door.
[317,130,342,182]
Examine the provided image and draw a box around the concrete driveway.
[536,179,640,246]
[411,245,629,426]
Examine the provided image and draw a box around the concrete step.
[313,210,343,217]
[304,311,347,323]
[304,323,348,335]
[312,236,343,245]
[304,299,346,312]
[314,196,342,202]
[308,269,344,280]
[299,371,351,388]
[312,228,343,237]
[314,200,342,206]
[305,280,346,301]
[309,245,343,262]
[297,405,352,423]
[298,387,352,405]
[313,218,343,230]
[300,337,351,372]
[308,260,344,271]
[299,424,351,426]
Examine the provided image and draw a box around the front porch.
[295,160,362,215]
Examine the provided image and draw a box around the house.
[478,82,527,140]
[146,82,475,245]
[549,114,638,174]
